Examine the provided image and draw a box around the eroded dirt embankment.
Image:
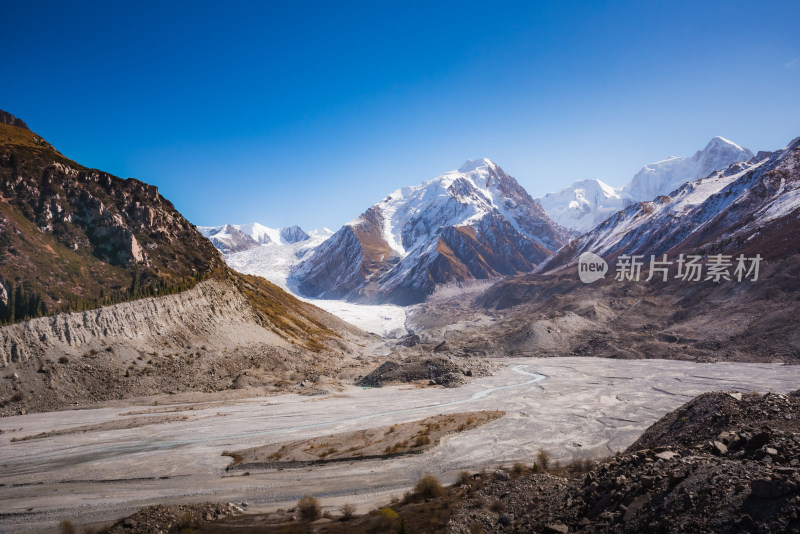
[0,279,375,415]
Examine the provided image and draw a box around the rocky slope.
[447,389,800,533]
[292,158,571,305]
[0,110,226,322]
[539,137,753,234]
[0,111,375,414]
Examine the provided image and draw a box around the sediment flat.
[1,357,799,533]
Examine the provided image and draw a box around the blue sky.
[4,1,800,230]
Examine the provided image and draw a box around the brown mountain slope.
[0,113,225,323]
[0,111,375,414]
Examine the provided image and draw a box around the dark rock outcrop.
[0,110,28,129]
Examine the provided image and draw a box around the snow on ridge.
[709,135,747,152]
[539,137,753,233]
[364,159,506,259]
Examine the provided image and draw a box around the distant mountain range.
[291,158,571,304]
[197,223,315,254]
[542,136,798,271]
[198,223,333,292]
[198,137,790,312]
[538,137,754,233]
[468,134,800,364]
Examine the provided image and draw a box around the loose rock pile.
[357,355,495,388]
[103,502,243,533]
[448,390,800,533]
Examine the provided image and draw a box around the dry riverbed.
[2,357,800,533]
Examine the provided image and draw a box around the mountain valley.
[1,110,799,533]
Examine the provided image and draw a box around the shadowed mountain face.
[292,158,572,305]
[0,111,227,320]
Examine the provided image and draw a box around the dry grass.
[413,474,446,499]
[537,449,551,470]
[339,502,357,521]
[297,495,321,522]
[231,271,339,352]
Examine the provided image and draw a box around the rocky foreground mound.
[448,390,800,533]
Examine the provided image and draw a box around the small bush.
[58,356,69,364]
[378,507,399,520]
[414,474,446,499]
[570,457,594,472]
[340,503,356,520]
[458,470,472,486]
[297,495,321,521]
[59,520,76,534]
[11,391,24,403]
[178,511,197,529]
[512,462,525,475]
[414,435,431,447]
[537,449,551,470]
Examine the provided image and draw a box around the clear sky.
[3,1,799,230]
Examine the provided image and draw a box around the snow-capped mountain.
[623,136,754,201]
[539,179,633,234]
[224,227,331,291]
[291,158,571,305]
[541,135,800,272]
[197,222,315,254]
[198,223,330,287]
[539,137,753,234]
[196,224,260,254]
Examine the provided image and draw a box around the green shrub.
[414,474,446,499]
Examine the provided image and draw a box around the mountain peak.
[458,158,496,174]
[703,136,749,154]
[0,110,29,130]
